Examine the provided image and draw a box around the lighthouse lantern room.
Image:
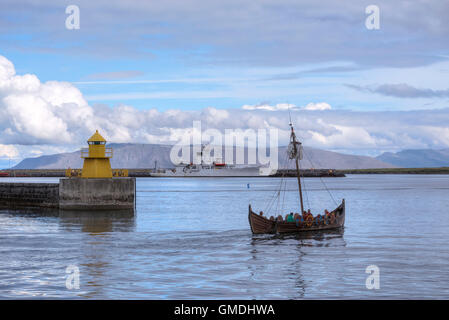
[81,130,113,178]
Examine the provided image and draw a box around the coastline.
[341,167,449,174]
[1,167,449,178]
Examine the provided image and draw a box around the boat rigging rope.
[264,157,287,216]
[302,168,311,211]
[292,128,338,208]
[261,133,340,216]
[319,174,338,206]
[281,177,287,215]
[265,147,290,215]
[303,149,338,207]
[264,184,280,216]
[297,155,311,211]
[280,149,291,215]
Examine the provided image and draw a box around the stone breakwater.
[0,178,136,210]
[0,182,59,208]
[270,169,345,177]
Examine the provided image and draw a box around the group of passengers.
[260,208,335,227]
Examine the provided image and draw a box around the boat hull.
[248,207,277,234]
[248,199,345,234]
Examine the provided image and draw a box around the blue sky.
[1,0,449,167]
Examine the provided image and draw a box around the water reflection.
[0,207,136,234]
[3,175,449,299]
[281,228,347,246]
[58,209,136,298]
[248,228,346,299]
[250,227,346,244]
[0,207,59,217]
[58,209,136,234]
[0,208,135,298]
[0,207,135,233]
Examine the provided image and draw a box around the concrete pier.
[0,182,59,208]
[59,178,136,210]
[0,178,136,210]
[0,131,136,212]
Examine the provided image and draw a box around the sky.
[1,0,449,167]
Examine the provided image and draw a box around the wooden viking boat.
[248,122,345,234]
[249,200,345,234]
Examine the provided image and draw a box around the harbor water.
[0,175,448,299]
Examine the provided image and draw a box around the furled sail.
[287,140,303,160]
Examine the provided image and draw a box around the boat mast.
[290,123,304,214]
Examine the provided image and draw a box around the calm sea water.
[0,175,448,299]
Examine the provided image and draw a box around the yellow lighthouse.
[80,130,113,178]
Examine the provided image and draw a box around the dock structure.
[59,177,135,210]
[60,130,136,210]
[269,169,345,177]
[0,168,343,178]
[0,130,136,211]
[0,182,59,208]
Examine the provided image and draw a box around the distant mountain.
[12,143,395,170]
[287,146,395,169]
[13,143,173,170]
[376,149,449,168]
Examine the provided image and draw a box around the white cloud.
[1,55,449,162]
[302,102,332,111]
[307,125,380,149]
[0,144,18,158]
[242,102,332,111]
[0,56,15,80]
[242,103,297,111]
[0,56,95,145]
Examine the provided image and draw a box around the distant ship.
[150,145,268,177]
[150,163,263,177]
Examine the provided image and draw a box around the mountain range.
[376,149,449,168]
[12,143,396,170]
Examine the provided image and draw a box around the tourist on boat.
[330,211,336,223]
[259,211,264,216]
[269,216,275,221]
[324,209,330,225]
[287,212,295,222]
[316,214,323,225]
[296,214,304,227]
[277,215,284,221]
[304,209,312,221]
